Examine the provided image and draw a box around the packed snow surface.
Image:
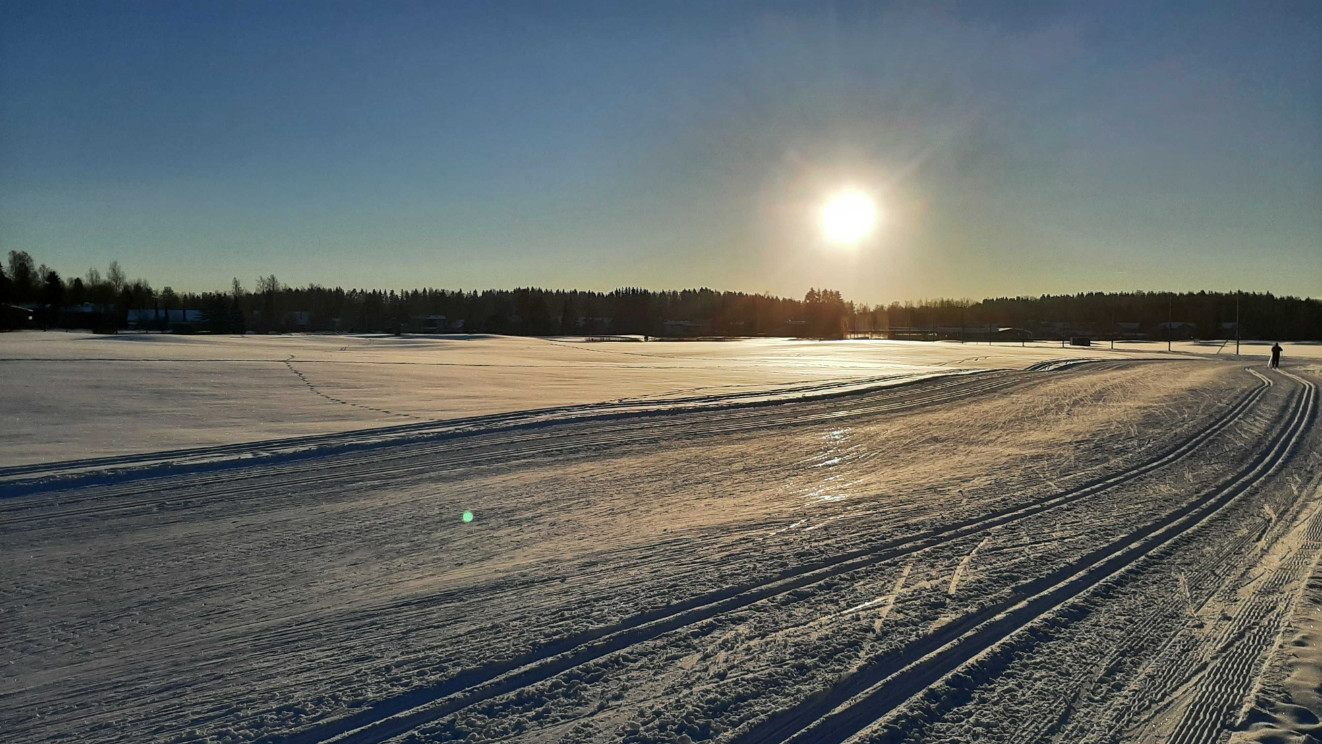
[5,331,1312,469]
[2,335,1321,744]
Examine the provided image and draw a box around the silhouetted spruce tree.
[40,270,64,328]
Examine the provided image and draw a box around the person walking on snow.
[1270,342,1282,369]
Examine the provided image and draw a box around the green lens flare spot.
[462,511,474,523]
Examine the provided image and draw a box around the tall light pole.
[1167,293,1173,353]
[1235,291,1240,356]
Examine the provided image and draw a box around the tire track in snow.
[258,369,1275,744]
[726,370,1315,744]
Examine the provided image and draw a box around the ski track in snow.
[2,351,1321,744]
[735,370,1317,744]
[948,537,990,596]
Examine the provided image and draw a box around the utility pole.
[1110,305,1115,350]
[1235,291,1240,356]
[1167,294,1173,353]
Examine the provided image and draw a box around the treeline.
[1,253,150,332]
[872,291,1322,341]
[199,282,851,337]
[2,249,1319,339]
[0,251,853,337]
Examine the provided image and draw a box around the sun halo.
[820,190,880,245]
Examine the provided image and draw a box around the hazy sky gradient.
[3,1,1319,303]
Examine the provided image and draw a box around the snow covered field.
[2,335,1321,744]
[6,332,1311,470]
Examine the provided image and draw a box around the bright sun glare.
[820,190,879,245]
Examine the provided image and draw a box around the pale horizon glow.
[820,191,880,246]
[0,3,1319,302]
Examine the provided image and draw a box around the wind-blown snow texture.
[2,335,1321,744]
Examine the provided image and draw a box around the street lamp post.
[1167,294,1173,353]
[1235,292,1240,356]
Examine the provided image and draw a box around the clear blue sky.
[2,1,1319,303]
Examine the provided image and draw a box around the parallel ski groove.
[0,373,1038,522]
[0,370,1013,487]
[260,369,1275,744]
[730,372,1314,744]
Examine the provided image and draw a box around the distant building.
[126,308,203,330]
[2,303,34,329]
[998,327,1034,341]
[1113,322,1146,340]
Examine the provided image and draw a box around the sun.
[820,190,879,245]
